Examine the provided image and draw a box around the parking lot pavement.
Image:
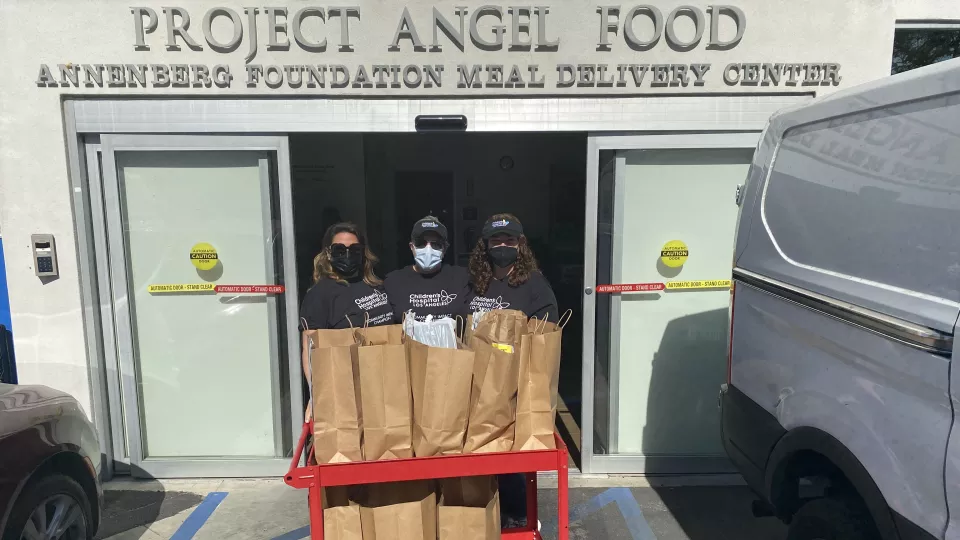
[98,478,787,540]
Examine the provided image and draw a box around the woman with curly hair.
[299,222,393,420]
[468,213,558,531]
[467,213,558,322]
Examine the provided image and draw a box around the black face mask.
[329,243,365,277]
[488,246,519,268]
[330,251,363,277]
[330,253,363,278]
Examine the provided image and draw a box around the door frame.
[95,134,299,477]
[580,132,761,475]
[83,138,130,475]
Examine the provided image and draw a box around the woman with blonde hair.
[300,222,393,419]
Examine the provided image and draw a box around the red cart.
[284,422,570,540]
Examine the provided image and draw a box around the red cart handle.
[285,422,314,487]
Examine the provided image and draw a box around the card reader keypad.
[37,257,54,273]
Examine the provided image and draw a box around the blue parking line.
[542,487,657,540]
[170,492,229,540]
[607,487,658,540]
[271,526,310,540]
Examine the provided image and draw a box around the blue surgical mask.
[414,245,443,272]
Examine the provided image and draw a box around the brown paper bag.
[407,338,475,456]
[463,309,528,453]
[312,328,364,463]
[304,327,360,384]
[357,324,405,347]
[463,342,520,453]
[356,325,413,461]
[468,309,529,349]
[438,477,500,540]
[359,481,437,540]
[513,314,568,451]
[322,487,364,540]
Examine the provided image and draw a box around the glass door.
[581,134,759,474]
[99,135,300,477]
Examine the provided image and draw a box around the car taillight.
[727,281,736,385]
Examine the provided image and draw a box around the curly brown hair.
[468,213,540,295]
[313,222,383,287]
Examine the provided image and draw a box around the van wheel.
[787,496,879,540]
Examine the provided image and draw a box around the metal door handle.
[584,287,593,295]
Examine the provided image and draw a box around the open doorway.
[290,132,587,464]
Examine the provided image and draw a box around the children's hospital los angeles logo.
[409,290,457,308]
[469,295,511,312]
[355,290,389,311]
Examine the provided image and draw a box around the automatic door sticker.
[215,285,286,294]
[148,284,285,294]
[595,283,666,293]
[148,283,216,294]
[666,279,731,290]
[190,243,218,271]
[660,240,689,268]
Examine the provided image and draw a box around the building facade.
[1,0,958,478]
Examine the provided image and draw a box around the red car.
[0,384,102,540]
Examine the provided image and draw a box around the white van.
[721,58,960,540]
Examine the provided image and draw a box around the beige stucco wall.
[897,0,960,19]
[0,0,908,419]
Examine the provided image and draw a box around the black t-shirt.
[299,277,394,330]
[467,271,560,323]
[383,265,471,322]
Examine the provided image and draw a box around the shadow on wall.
[642,307,728,461]
[94,474,203,539]
[643,307,786,539]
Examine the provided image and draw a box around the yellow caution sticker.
[493,343,515,353]
[147,284,216,294]
[190,243,218,271]
[660,240,689,268]
[666,280,732,290]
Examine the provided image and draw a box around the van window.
[763,93,960,302]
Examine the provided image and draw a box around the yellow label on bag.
[493,343,514,353]
[147,283,215,293]
[665,279,732,290]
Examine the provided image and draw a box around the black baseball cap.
[410,216,448,243]
[482,216,524,239]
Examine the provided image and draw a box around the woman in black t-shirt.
[299,222,393,420]
[384,215,470,322]
[467,213,558,530]
[467,213,559,322]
